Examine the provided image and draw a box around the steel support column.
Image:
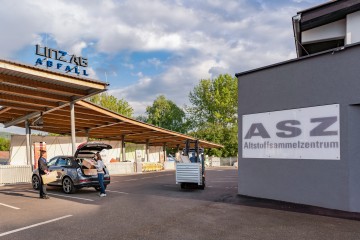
[70,102,76,155]
[163,143,167,163]
[146,139,150,162]
[25,120,32,169]
[121,135,126,162]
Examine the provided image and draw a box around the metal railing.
[0,165,32,185]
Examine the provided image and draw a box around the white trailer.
[175,140,205,190]
[176,163,203,186]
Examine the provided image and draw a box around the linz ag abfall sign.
[242,104,340,160]
[35,44,88,76]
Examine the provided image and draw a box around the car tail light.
[79,179,90,183]
[104,176,110,180]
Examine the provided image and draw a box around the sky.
[0,0,328,134]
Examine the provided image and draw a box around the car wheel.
[62,177,76,194]
[32,175,40,190]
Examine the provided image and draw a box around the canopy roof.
[0,59,108,127]
[0,59,222,149]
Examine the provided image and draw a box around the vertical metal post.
[25,120,32,169]
[176,144,180,160]
[163,143,167,163]
[85,128,90,141]
[70,102,76,155]
[146,139,150,162]
[121,135,126,162]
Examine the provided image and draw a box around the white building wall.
[302,19,346,44]
[346,11,360,45]
[10,135,164,165]
[9,136,121,165]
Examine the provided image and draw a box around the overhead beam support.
[3,111,41,128]
[0,107,11,114]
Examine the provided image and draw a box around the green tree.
[0,137,10,151]
[89,92,134,117]
[136,115,148,123]
[187,74,238,157]
[146,95,190,133]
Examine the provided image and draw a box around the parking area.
[1,167,360,240]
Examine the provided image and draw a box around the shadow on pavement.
[0,189,39,199]
[219,194,360,221]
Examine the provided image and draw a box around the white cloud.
[147,58,162,68]
[122,63,134,70]
[86,67,98,79]
[70,41,87,56]
[0,0,328,117]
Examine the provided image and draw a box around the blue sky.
[0,0,327,133]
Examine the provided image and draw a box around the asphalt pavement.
[1,167,360,240]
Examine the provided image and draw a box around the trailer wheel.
[180,183,185,189]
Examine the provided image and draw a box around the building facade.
[237,0,360,212]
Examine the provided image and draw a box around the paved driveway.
[0,167,360,240]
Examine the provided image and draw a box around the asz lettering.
[244,116,338,139]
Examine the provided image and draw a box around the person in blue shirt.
[38,150,50,199]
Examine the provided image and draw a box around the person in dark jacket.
[38,150,50,199]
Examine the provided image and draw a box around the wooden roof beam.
[43,115,114,125]
[0,107,11,114]
[0,74,87,96]
[3,87,107,128]
[124,130,158,137]
[0,101,47,112]
[0,93,61,108]
[0,83,70,102]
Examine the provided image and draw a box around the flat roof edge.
[235,42,360,78]
[297,0,337,14]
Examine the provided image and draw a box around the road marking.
[124,179,138,181]
[111,181,119,183]
[0,215,72,237]
[27,190,94,202]
[207,180,237,183]
[0,203,20,210]
[106,190,129,194]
